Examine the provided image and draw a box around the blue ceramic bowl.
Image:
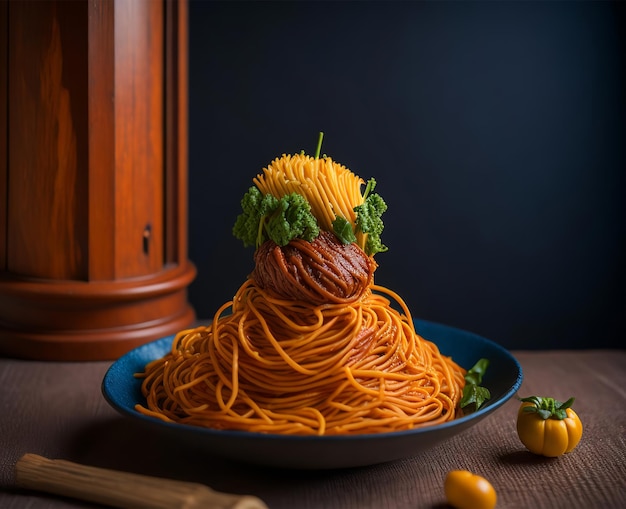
[102,319,522,469]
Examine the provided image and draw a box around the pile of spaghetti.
[135,147,466,435]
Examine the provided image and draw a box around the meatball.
[252,230,376,305]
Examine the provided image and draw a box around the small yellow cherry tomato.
[516,396,583,457]
[444,470,497,509]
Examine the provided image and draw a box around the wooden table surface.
[1,349,624,509]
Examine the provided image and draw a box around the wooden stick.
[16,453,268,509]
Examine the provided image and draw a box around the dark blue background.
[186,0,625,349]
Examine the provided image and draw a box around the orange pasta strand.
[135,280,466,435]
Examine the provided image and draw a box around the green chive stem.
[315,132,324,159]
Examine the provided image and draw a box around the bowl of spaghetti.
[102,319,521,469]
[102,138,523,469]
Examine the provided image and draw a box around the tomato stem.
[519,395,575,420]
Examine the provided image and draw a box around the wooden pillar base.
[0,263,197,361]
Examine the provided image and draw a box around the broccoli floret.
[233,188,319,248]
[354,179,388,256]
[233,187,262,247]
[266,193,319,246]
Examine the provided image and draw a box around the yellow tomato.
[444,470,497,509]
[516,396,583,457]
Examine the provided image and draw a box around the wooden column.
[0,0,196,360]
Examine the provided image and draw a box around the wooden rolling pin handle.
[15,453,268,509]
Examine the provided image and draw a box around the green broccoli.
[265,193,319,246]
[233,187,319,248]
[331,178,388,256]
[354,178,388,256]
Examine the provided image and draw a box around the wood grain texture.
[4,0,170,280]
[0,350,624,508]
[0,0,7,271]
[113,0,164,279]
[7,0,88,280]
[16,454,268,509]
[87,0,115,281]
[164,0,189,265]
[0,0,196,360]
[0,262,196,360]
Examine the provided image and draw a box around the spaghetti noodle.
[254,154,368,248]
[135,151,466,435]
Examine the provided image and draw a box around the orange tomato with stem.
[516,396,583,457]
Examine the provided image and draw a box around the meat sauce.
[252,231,376,305]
